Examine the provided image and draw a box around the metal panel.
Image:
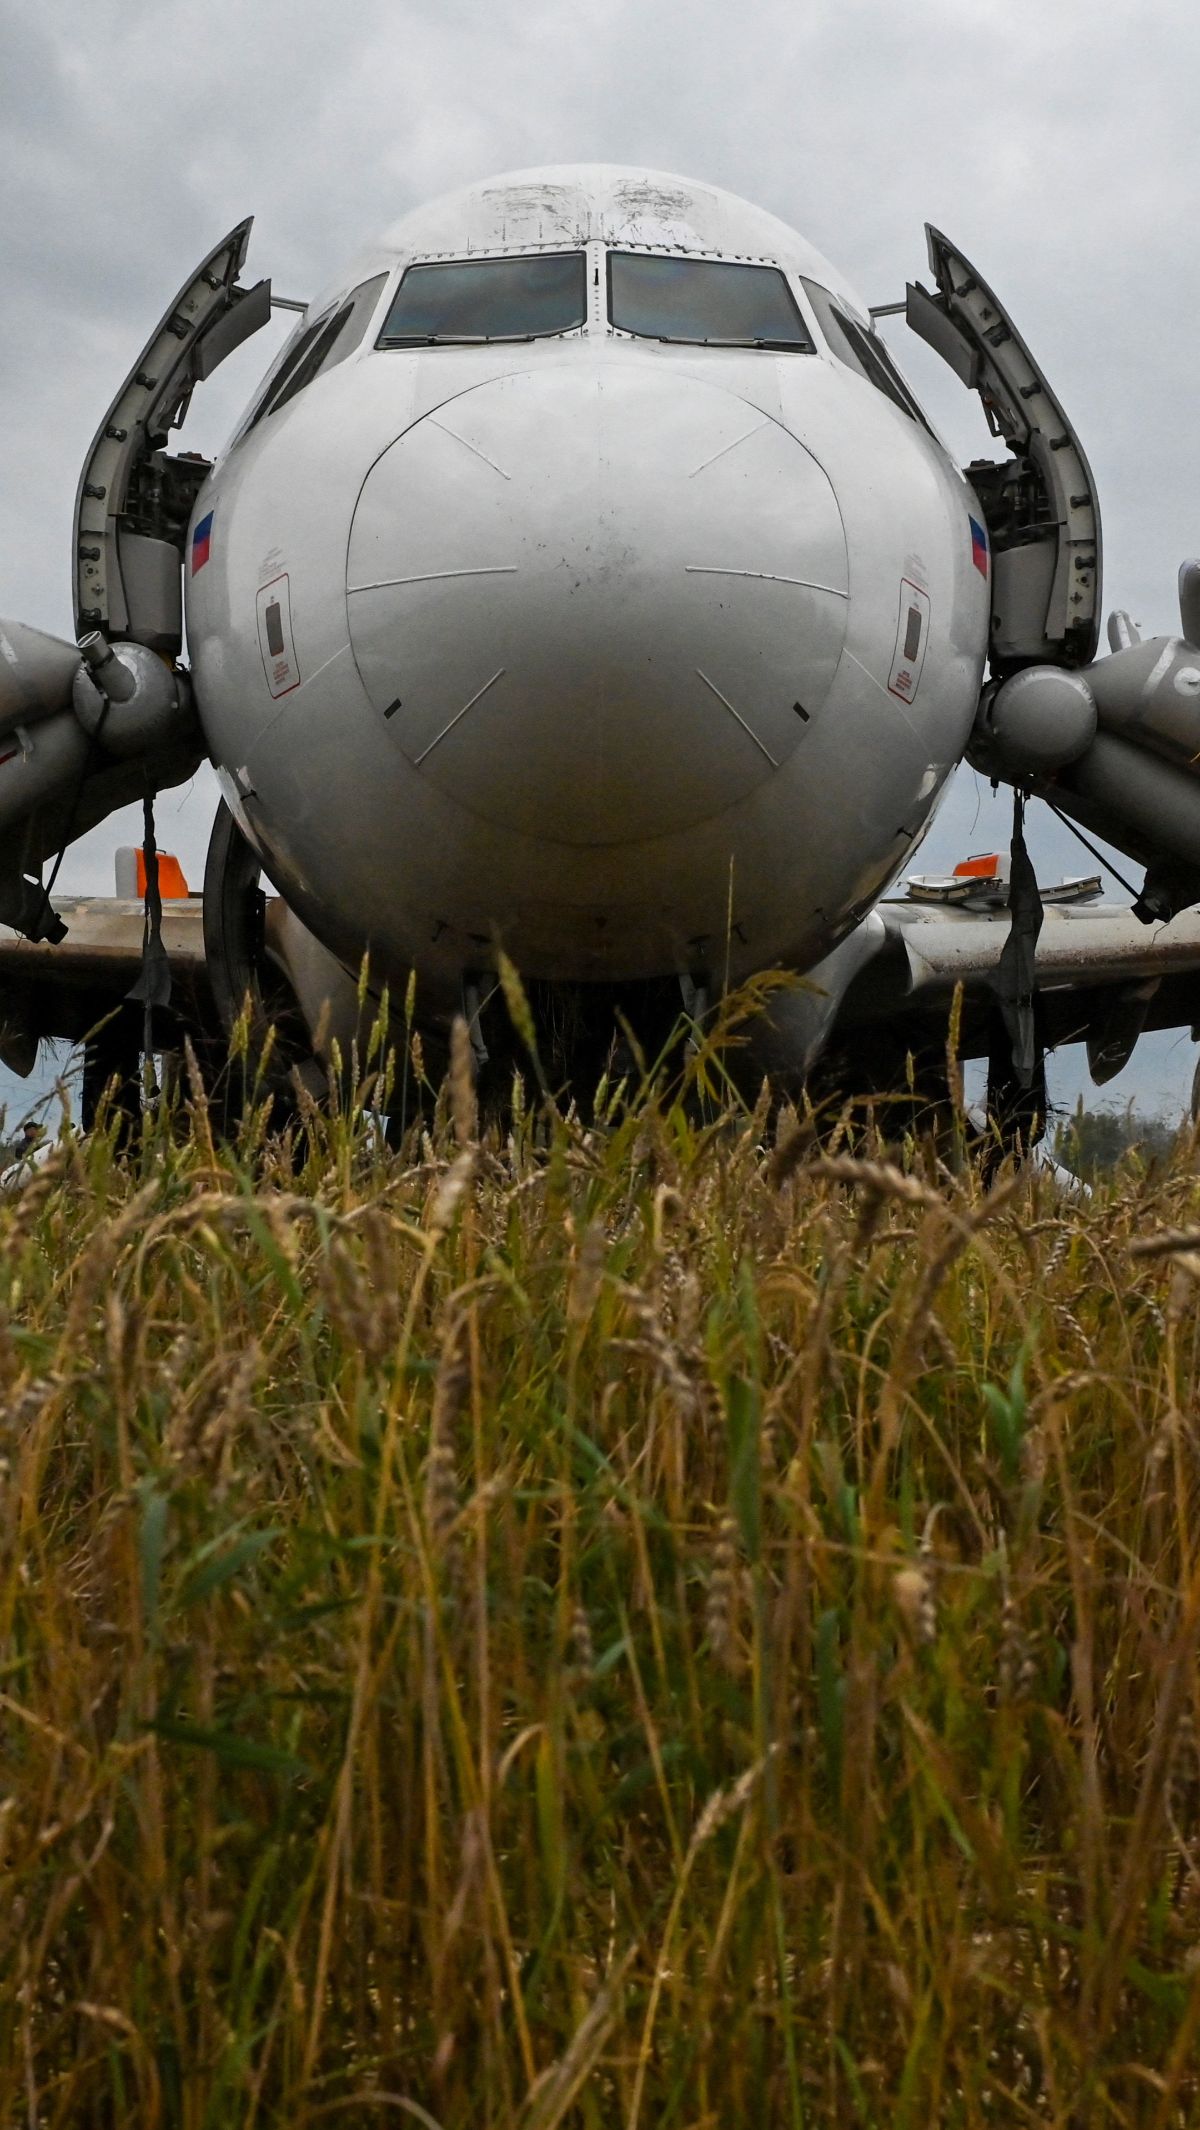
[989,542,1057,663]
[73,219,265,644]
[904,280,980,389]
[114,534,183,653]
[910,226,1101,667]
[195,276,272,381]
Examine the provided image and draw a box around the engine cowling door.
[73,218,272,654]
[905,225,1101,673]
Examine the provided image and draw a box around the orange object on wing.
[135,848,190,898]
[952,853,1000,879]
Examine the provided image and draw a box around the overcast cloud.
[3,0,1199,1113]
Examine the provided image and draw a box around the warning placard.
[256,573,301,699]
[887,579,931,705]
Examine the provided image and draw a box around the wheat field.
[3,1015,1200,2127]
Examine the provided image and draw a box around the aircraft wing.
[0,884,355,1092]
[0,896,210,1075]
[831,894,1200,1090]
[6,880,1200,1111]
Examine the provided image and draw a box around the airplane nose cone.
[346,366,847,845]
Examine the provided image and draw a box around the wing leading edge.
[829,895,1200,1094]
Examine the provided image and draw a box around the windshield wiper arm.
[652,333,809,350]
[379,331,538,347]
[380,333,491,346]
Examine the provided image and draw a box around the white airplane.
[5,163,1200,1132]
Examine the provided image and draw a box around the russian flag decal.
[969,515,989,577]
[191,510,214,574]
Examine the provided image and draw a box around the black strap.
[1042,798,1141,901]
[126,791,172,1074]
[994,791,1044,1089]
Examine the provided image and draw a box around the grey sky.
[3,0,1199,1117]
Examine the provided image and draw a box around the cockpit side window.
[801,279,933,432]
[377,253,586,345]
[246,314,329,428]
[264,309,348,417]
[245,274,389,432]
[312,273,389,378]
[608,253,814,349]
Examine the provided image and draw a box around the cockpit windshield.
[377,252,587,345]
[607,253,814,349]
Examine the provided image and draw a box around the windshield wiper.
[378,331,539,347]
[651,333,810,350]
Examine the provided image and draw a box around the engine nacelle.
[969,563,1200,920]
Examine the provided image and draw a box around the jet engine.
[0,616,202,943]
[971,561,1200,924]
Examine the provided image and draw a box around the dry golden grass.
[3,1035,1200,2126]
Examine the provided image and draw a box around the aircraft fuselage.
[186,167,990,1022]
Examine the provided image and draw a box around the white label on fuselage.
[887,579,931,705]
[256,572,301,699]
